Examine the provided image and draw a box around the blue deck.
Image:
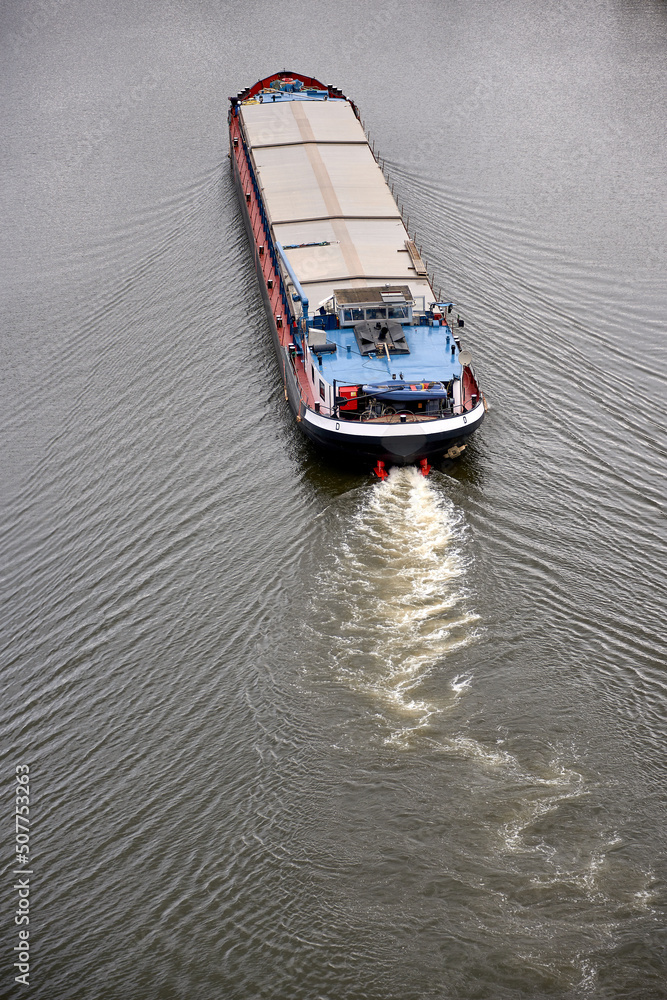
[312,323,463,387]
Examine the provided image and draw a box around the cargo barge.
[228,71,486,474]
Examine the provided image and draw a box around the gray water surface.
[2,1,667,997]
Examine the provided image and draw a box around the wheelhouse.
[330,287,414,326]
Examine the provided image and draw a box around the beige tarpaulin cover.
[239,99,434,307]
[252,143,400,225]
[241,98,366,148]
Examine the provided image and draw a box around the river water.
[2,1,666,997]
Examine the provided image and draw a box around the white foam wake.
[311,467,479,745]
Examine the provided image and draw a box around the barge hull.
[228,72,486,469]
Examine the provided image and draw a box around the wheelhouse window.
[341,307,364,324]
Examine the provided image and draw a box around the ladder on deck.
[404,240,428,276]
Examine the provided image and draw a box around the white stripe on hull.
[302,401,485,439]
